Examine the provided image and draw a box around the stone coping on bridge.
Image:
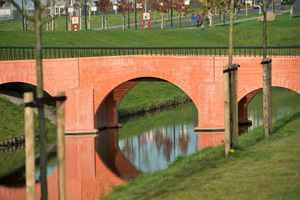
[65,129,99,135]
[194,127,225,133]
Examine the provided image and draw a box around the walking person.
[190,14,196,27]
[196,13,201,27]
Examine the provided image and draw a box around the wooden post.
[232,64,239,148]
[106,18,109,30]
[223,65,231,157]
[262,58,272,137]
[57,92,66,200]
[24,92,35,200]
[123,15,126,30]
[102,15,105,30]
[179,13,181,28]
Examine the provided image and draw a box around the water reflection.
[118,123,199,173]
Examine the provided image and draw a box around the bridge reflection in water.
[0,129,225,200]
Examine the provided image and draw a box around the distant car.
[253,0,269,9]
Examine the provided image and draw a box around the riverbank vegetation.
[0,97,57,178]
[118,82,190,117]
[103,108,300,200]
[0,13,299,47]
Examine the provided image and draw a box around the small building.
[293,0,300,16]
[0,3,21,21]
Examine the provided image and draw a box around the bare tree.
[7,0,53,198]
[63,0,71,30]
[202,0,241,156]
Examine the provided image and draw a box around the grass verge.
[0,12,299,47]
[103,108,300,200]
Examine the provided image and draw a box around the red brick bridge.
[0,55,299,134]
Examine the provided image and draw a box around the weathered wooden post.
[232,64,239,148]
[223,65,231,157]
[179,13,181,27]
[106,18,109,30]
[262,58,272,137]
[24,92,35,200]
[123,15,126,30]
[102,15,105,30]
[57,92,66,200]
[161,15,165,29]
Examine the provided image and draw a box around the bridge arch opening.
[238,86,300,134]
[0,82,57,125]
[0,82,53,101]
[95,77,198,131]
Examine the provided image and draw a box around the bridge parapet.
[0,46,299,61]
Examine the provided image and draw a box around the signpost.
[143,12,151,30]
[71,16,80,31]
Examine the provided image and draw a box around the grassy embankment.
[0,97,57,178]
[0,10,190,31]
[103,108,300,200]
[0,12,299,47]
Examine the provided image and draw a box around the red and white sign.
[71,16,80,31]
[143,12,151,30]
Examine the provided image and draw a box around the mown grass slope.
[103,108,300,200]
[0,13,299,47]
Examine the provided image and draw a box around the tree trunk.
[263,0,267,58]
[88,7,91,29]
[102,15,105,30]
[34,4,48,199]
[80,8,82,30]
[123,15,126,30]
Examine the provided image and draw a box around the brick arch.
[238,84,300,128]
[95,76,198,130]
[0,82,53,98]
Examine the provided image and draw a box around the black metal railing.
[0,46,299,61]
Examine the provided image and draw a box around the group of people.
[190,11,212,29]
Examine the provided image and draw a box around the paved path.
[93,5,289,31]
[0,88,57,124]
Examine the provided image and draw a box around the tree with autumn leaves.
[150,0,188,13]
[94,0,112,13]
[150,0,188,28]
[117,0,132,14]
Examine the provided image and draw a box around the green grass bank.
[103,108,300,200]
[118,82,189,117]
[0,97,57,178]
[0,13,299,47]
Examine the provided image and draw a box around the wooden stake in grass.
[232,64,239,148]
[24,92,35,200]
[223,65,231,157]
[57,92,66,200]
[262,58,272,137]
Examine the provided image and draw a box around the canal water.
[0,87,299,198]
